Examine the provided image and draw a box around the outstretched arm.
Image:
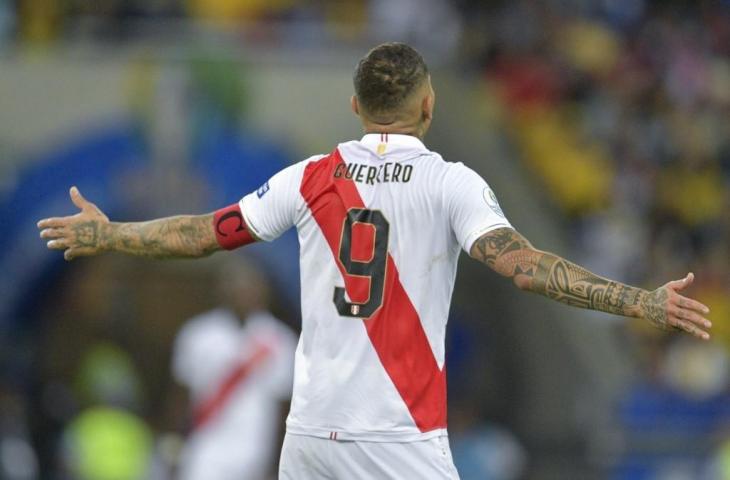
[38,187,221,260]
[470,227,712,340]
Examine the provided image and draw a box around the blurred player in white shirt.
[173,258,296,480]
[40,43,712,479]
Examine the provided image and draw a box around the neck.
[363,121,425,140]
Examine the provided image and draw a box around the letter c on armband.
[213,204,257,250]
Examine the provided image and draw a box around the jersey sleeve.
[444,162,513,253]
[239,157,319,242]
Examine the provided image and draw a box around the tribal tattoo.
[471,228,642,318]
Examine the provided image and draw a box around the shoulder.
[336,139,363,151]
[300,154,328,167]
[440,162,496,193]
[278,153,331,187]
[410,157,483,191]
[442,160,479,177]
[274,154,328,180]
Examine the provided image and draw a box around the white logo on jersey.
[483,187,505,217]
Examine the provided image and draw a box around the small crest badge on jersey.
[256,181,270,198]
[483,187,505,217]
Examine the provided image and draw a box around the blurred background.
[0,0,729,479]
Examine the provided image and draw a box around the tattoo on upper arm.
[471,228,644,317]
[470,228,535,277]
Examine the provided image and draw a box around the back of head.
[353,42,429,119]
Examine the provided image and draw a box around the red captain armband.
[213,204,257,250]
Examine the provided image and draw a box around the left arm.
[470,227,712,340]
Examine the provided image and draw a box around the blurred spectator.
[172,256,296,480]
[62,406,153,480]
[60,342,153,480]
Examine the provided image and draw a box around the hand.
[38,186,110,261]
[639,272,712,340]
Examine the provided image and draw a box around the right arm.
[38,187,222,260]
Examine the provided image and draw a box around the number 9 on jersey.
[334,208,390,318]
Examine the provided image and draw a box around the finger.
[64,246,95,261]
[671,318,710,341]
[38,217,68,229]
[668,272,694,292]
[40,228,65,239]
[70,186,91,211]
[675,307,712,329]
[676,294,710,315]
[47,239,68,250]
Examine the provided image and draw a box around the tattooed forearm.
[530,254,644,317]
[102,214,220,259]
[470,228,646,318]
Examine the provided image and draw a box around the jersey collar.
[360,133,428,154]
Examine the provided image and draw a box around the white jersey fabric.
[173,309,297,480]
[239,134,511,442]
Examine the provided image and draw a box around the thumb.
[668,272,694,292]
[70,186,90,211]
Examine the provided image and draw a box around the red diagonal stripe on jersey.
[193,343,271,430]
[300,149,446,432]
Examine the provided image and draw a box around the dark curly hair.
[353,42,429,116]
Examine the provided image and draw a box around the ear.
[422,91,434,121]
[351,95,360,116]
[422,78,435,120]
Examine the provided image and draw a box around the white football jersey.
[239,134,512,442]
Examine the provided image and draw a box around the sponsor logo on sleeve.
[483,187,505,217]
[256,181,270,198]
